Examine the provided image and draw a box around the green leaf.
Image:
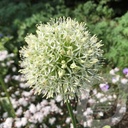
[102,125,111,128]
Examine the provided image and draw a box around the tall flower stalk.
[19,17,103,127]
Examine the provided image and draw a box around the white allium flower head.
[20,17,103,100]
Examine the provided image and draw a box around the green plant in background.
[0,36,16,118]
[19,17,103,127]
[104,13,128,67]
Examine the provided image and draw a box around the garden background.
[0,0,128,128]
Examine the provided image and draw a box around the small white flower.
[24,110,31,118]
[41,106,51,116]
[65,117,71,124]
[70,123,73,128]
[117,103,121,107]
[49,117,56,125]
[108,95,113,100]
[86,119,93,127]
[109,69,115,75]
[119,106,126,113]
[100,97,107,102]
[0,50,8,61]
[16,107,23,116]
[114,67,119,72]
[121,78,128,84]
[55,95,63,102]
[36,103,41,111]
[34,112,44,123]
[83,108,93,116]
[29,104,37,114]
[113,94,117,99]
[15,118,22,128]
[2,112,8,118]
[41,100,48,107]
[80,89,90,100]
[83,122,87,127]
[11,98,18,109]
[112,75,120,83]
[96,93,104,98]
[93,89,97,95]
[18,97,28,107]
[88,99,96,105]
[3,118,13,128]
[21,117,27,126]
[22,91,32,97]
[98,112,104,116]
[112,117,120,124]
[4,75,11,83]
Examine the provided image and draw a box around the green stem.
[66,99,77,128]
[0,76,16,117]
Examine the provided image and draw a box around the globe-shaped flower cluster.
[20,17,103,100]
